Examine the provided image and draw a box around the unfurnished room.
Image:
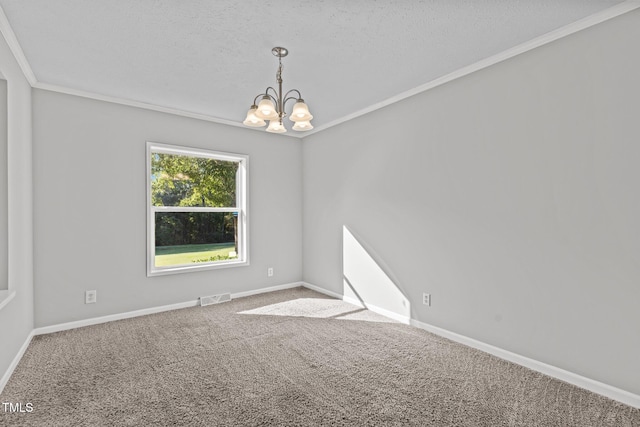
[0,1,639,426]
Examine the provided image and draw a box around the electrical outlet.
[423,293,431,306]
[85,290,97,304]
[267,267,274,277]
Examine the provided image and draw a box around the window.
[147,142,248,276]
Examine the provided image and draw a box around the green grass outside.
[155,242,236,266]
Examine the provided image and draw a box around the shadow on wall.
[342,225,410,322]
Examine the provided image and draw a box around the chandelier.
[243,47,313,133]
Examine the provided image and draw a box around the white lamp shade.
[266,119,286,133]
[243,106,266,127]
[290,101,313,122]
[292,120,313,131]
[255,97,278,120]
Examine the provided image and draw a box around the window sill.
[0,290,16,311]
[148,259,249,277]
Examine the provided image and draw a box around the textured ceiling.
[0,0,628,134]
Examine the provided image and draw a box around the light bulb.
[290,100,313,122]
[292,120,313,131]
[255,97,278,120]
[266,119,286,133]
[242,106,266,127]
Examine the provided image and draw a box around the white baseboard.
[32,281,307,337]
[342,295,411,325]
[33,299,201,336]
[33,281,306,336]
[410,318,640,409]
[304,281,640,409]
[0,330,34,394]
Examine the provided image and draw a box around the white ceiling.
[0,0,630,134]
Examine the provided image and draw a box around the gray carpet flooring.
[1,287,638,426]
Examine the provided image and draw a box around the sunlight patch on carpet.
[335,309,397,323]
[238,298,394,323]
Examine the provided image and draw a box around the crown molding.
[0,4,36,84]
[304,0,640,137]
[34,82,241,128]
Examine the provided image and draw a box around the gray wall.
[0,32,33,380]
[302,10,640,395]
[33,90,302,327]
[6,2,639,400]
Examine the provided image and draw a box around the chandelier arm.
[265,87,278,98]
[283,89,302,100]
[253,90,278,105]
[283,96,300,107]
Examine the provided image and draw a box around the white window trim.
[1,79,8,297]
[146,141,249,277]
[0,290,16,311]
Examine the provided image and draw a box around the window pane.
[154,212,239,267]
[151,153,238,207]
